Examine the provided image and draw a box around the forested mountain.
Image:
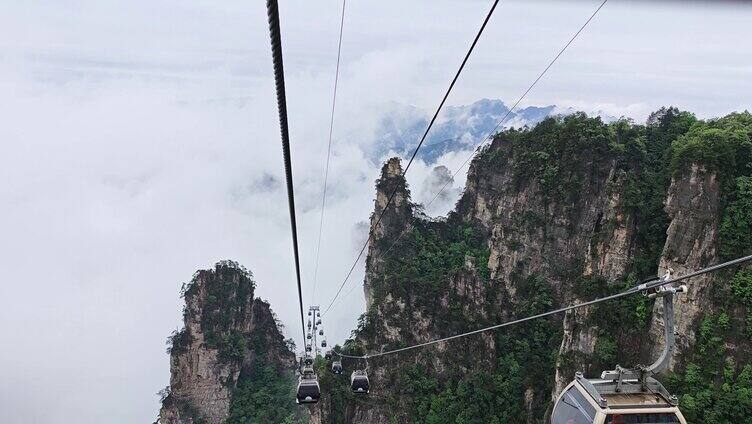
[315,108,752,423]
[158,261,304,424]
[157,109,752,424]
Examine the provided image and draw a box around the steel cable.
[266,0,307,343]
[335,254,752,359]
[312,0,348,304]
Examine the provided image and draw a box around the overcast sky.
[1,0,750,422]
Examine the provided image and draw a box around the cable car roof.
[602,393,670,408]
[575,374,676,409]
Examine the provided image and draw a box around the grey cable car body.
[296,365,320,405]
[350,370,369,394]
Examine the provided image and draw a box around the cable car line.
[334,253,752,360]
[322,0,503,316]
[311,0,348,304]
[324,0,610,315]
[266,0,307,343]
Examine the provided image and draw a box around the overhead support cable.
[266,0,307,343]
[325,0,610,315]
[323,0,503,316]
[312,0,348,304]
[335,254,752,360]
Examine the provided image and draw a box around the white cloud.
[419,165,461,216]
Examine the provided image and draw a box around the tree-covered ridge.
[334,109,752,424]
[161,260,300,424]
[168,260,256,362]
[370,216,491,317]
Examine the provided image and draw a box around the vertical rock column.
[554,170,636,394]
[650,164,720,368]
[158,262,295,424]
[363,157,414,313]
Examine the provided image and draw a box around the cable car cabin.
[331,361,343,374]
[551,373,686,424]
[324,350,332,360]
[350,370,369,394]
[319,329,324,336]
[552,280,688,424]
[321,340,327,348]
[296,375,320,405]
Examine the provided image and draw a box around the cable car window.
[605,413,680,423]
[298,383,319,399]
[552,387,596,424]
[296,377,320,405]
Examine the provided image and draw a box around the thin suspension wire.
[322,0,503,316]
[311,0,348,304]
[266,0,307,343]
[325,0,610,315]
[335,254,752,359]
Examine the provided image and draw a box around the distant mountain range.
[370,98,616,163]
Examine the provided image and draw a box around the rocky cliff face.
[158,261,296,424]
[649,164,721,367]
[319,110,752,423]
[458,129,638,396]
